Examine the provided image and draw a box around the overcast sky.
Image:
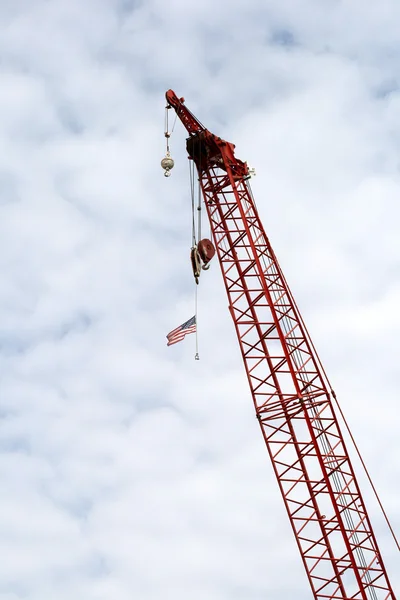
[0,1,399,599]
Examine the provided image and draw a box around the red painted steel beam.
[167,90,397,600]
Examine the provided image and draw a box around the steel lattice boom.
[166,89,396,600]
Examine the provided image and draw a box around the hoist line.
[194,283,199,360]
[197,172,202,244]
[164,104,170,153]
[189,159,196,247]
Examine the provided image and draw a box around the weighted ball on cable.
[161,153,174,176]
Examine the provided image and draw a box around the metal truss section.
[200,164,395,600]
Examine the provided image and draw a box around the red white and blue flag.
[166,315,197,346]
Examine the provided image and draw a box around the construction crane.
[163,89,397,600]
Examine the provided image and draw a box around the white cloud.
[0,0,398,598]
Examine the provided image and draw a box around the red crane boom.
[165,89,397,600]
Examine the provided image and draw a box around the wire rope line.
[260,223,398,570]
[164,102,178,147]
[189,160,197,247]
[258,247,375,596]
[268,271,376,596]
[171,110,178,134]
[164,105,171,154]
[194,283,199,360]
[245,180,398,551]
[164,105,168,139]
[197,176,202,245]
[332,394,400,553]
[243,181,379,598]
[285,277,400,554]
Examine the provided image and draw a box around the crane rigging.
[162,89,397,600]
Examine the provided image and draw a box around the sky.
[0,1,399,598]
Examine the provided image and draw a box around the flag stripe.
[167,327,196,345]
[167,327,197,338]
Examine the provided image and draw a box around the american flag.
[166,315,197,346]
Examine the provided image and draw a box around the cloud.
[0,0,398,598]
